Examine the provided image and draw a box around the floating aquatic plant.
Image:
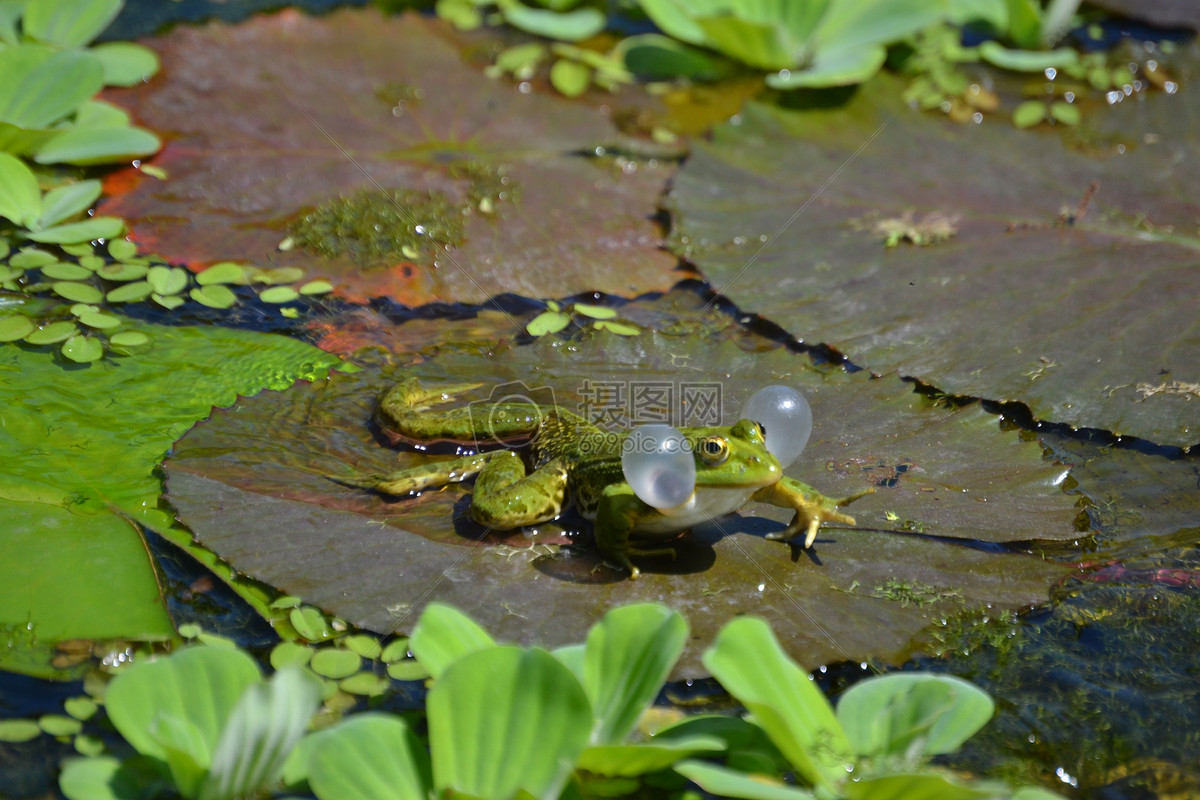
[526,299,640,336]
[52,605,1063,800]
[0,236,333,364]
[624,0,944,89]
[0,0,160,165]
[0,153,124,244]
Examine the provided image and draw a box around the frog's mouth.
[634,484,763,535]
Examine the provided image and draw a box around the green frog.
[343,378,868,578]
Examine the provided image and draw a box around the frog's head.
[686,419,783,490]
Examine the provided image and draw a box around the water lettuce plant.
[0,0,160,165]
[436,0,605,42]
[59,646,322,800]
[676,617,1062,799]
[628,0,944,88]
[0,153,124,243]
[56,603,1066,800]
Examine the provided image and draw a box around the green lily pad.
[106,280,152,303]
[42,262,94,280]
[51,281,103,304]
[147,264,188,296]
[61,334,104,363]
[190,284,237,309]
[664,60,1200,448]
[0,320,342,677]
[98,9,678,305]
[310,648,362,679]
[151,292,186,310]
[0,719,41,743]
[25,320,79,344]
[78,310,122,329]
[165,332,1075,675]
[108,330,150,349]
[259,286,299,304]
[195,262,247,285]
[0,315,35,342]
[0,502,175,672]
[96,261,149,282]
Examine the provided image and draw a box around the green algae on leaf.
[289,188,464,268]
[98,9,678,305]
[664,59,1200,448]
[164,331,1076,676]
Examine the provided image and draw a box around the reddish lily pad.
[165,331,1076,675]
[665,58,1200,449]
[98,9,678,305]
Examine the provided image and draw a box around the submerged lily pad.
[99,9,678,305]
[665,60,1200,448]
[165,331,1076,675]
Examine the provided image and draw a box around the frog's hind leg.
[377,377,484,440]
[469,452,570,529]
[331,453,493,496]
[379,377,544,443]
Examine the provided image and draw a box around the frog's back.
[531,416,624,520]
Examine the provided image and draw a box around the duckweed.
[1,237,334,366]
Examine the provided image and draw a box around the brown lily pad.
[1088,0,1200,31]
[165,331,1077,674]
[665,56,1200,448]
[99,8,679,304]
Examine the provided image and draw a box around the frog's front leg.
[469,452,570,529]
[753,477,873,548]
[594,485,676,579]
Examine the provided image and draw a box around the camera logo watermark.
[464,379,724,453]
[466,380,557,449]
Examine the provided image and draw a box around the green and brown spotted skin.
[347,377,865,578]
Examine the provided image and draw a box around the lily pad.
[664,60,1200,448]
[0,319,342,677]
[165,332,1076,675]
[1088,0,1200,31]
[99,9,678,305]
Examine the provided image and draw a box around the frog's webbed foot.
[761,483,874,549]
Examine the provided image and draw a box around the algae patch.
[289,188,464,267]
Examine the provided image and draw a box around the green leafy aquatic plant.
[0,318,343,679]
[525,299,640,336]
[437,0,606,43]
[0,153,124,244]
[307,603,722,799]
[58,646,322,800]
[55,604,1065,800]
[626,0,944,89]
[0,0,160,165]
[0,236,334,364]
[676,616,1064,800]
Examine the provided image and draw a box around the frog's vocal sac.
[339,378,867,578]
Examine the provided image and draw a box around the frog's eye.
[697,435,730,466]
[742,385,812,467]
[622,424,696,510]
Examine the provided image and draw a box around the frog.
[340,377,869,579]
